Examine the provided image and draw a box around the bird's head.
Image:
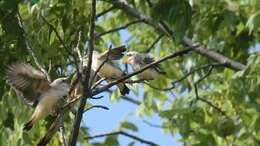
[51,77,70,93]
[124,51,142,65]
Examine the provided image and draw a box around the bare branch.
[69,0,96,145]
[143,120,167,129]
[192,64,229,117]
[86,131,159,146]
[48,60,52,74]
[107,0,246,71]
[142,63,224,91]
[37,115,62,146]
[58,114,66,146]
[91,77,107,90]
[96,6,116,19]
[84,105,109,113]
[121,96,141,105]
[75,31,83,62]
[40,15,79,70]
[17,12,51,82]
[95,19,144,38]
[145,34,164,54]
[89,96,104,100]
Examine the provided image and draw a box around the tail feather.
[23,120,33,131]
[118,83,130,95]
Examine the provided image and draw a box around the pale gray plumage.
[125,51,165,80]
[6,63,70,131]
[85,46,129,95]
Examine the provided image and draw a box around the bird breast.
[92,59,123,78]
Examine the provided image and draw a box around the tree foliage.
[0,0,259,145]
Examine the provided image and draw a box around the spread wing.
[98,45,126,60]
[6,63,50,107]
[143,56,166,74]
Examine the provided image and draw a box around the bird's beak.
[122,56,128,64]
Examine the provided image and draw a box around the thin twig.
[84,105,109,113]
[141,63,224,91]
[91,77,107,90]
[121,96,141,105]
[90,45,112,87]
[17,12,51,82]
[95,19,144,38]
[143,120,168,129]
[86,130,159,146]
[40,15,79,70]
[89,96,104,100]
[145,34,164,54]
[75,31,83,62]
[96,6,116,19]
[192,65,228,117]
[48,60,52,74]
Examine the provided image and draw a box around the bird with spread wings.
[124,51,166,80]
[6,63,70,131]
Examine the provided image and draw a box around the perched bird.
[86,46,130,95]
[124,51,166,80]
[6,63,70,131]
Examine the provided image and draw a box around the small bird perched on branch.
[87,46,130,95]
[124,51,166,80]
[6,63,70,131]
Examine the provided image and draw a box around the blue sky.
[83,91,180,146]
[81,29,180,146]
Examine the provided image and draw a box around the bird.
[84,46,130,95]
[124,51,166,80]
[6,63,70,131]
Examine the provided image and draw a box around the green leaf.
[120,121,138,132]
[104,135,119,146]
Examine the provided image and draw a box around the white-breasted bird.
[6,63,70,131]
[124,51,166,80]
[87,46,130,95]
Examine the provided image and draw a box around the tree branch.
[121,96,141,105]
[107,0,246,71]
[86,130,159,146]
[84,105,109,113]
[40,15,79,70]
[68,0,96,145]
[17,13,51,82]
[145,34,164,54]
[95,19,144,38]
[92,45,199,95]
[58,113,67,146]
[38,45,198,145]
[192,64,228,117]
[142,63,224,91]
[96,6,116,19]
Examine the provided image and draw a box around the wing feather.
[98,45,126,60]
[143,56,166,74]
[6,63,50,107]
